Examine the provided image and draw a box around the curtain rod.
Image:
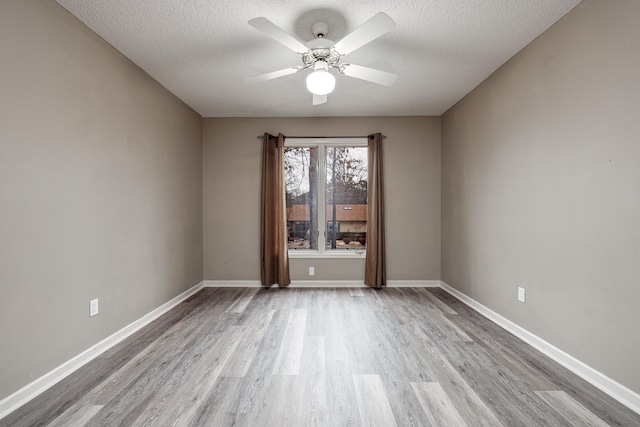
[256,135,385,139]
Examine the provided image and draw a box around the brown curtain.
[365,133,386,288]
[260,133,291,287]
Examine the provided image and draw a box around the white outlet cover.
[90,299,99,316]
[518,287,526,303]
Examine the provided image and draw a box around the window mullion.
[317,145,327,253]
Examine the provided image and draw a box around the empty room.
[1,0,639,425]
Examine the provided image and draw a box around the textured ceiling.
[55,0,581,117]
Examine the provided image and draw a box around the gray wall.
[0,1,203,400]
[442,0,640,394]
[203,117,441,282]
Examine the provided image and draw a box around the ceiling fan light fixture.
[306,61,335,95]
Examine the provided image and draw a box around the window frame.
[285,137,368,259]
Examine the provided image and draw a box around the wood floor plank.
[442,312,560,392]
[360,287,389,313]
[411,382,468,427]
[226,287,260,313]
[187,377,244,426]
[220,308,275,377]
[413,287,459,315]
[326,360,361,427]
[272,308,307,375]
[400,321,504,427]
[370,313,435,383]
[304,305,327,338]
[254,376,298,426]
[425,312,473,343]
[386,289,471,344]
[349,288,365,297]
[438,340,568,426]
[379,375,438,427]
[301,336,326,376]
[232,374,273,418]
[130,325,243,426]
[390,291,471,344]
[353,374,398,427]
[3,287,639,427]
[46,404,103,427]
[256,341,326,427]
[297,375,327,426]
[374,288,412,326]
[536,391,610,427]
[294,337,327,425]
[341,306,381,375]
[232,308,289,417]
[319,306,349,362]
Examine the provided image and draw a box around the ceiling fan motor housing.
[302,22,342,69]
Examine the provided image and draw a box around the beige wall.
[203,117,441,282]
[442,0,640,393]
[0,0,203,400]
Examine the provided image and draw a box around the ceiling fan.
[246,12,398,105]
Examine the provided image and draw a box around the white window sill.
[288,250,366,259]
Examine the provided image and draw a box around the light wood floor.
[2,287,639,426]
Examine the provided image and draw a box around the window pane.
[325,147,367,250]
[285,147,318,250]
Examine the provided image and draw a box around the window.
[284,138,368,256]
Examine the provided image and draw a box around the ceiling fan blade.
[245,67,302,84]
[333,12,396,56]
[248,17,309,53]
[340,64,398,86]
[313,94,327,105]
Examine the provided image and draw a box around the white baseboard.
[203,280,262,287]
[204,280,364,288]
[290,280,364,287]
[204,279,440,288]
[0,281,205,420]
[387,280,440,287]
[439,281,640,415]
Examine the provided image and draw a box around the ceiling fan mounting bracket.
[311,22,329,38]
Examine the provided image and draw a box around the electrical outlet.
[309,267,315,276]
[90,299,99,316]
[517,287,526,303]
